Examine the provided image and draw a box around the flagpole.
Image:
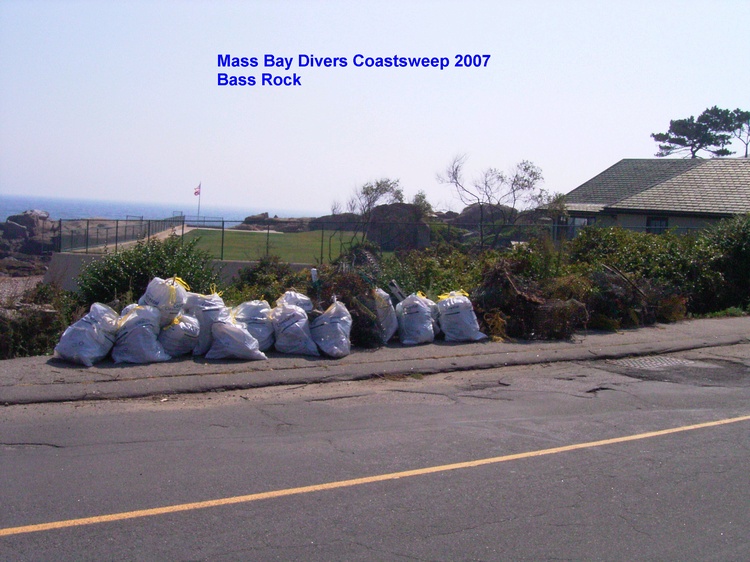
[195,182,201,220]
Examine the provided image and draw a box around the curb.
[3,332,747,406]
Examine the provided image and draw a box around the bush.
[703,214,750,310]
[378,247,489,299]
[0,307,63,359]
[77,236,220,306]
[428,224,470,249]
[0,282,85,359]
[568,226,721,314]
[505,236,565,280]
[225,255,308,305]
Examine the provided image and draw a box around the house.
[558,158,750,235]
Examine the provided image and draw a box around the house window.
[570,216,595,237]
[571,217,595,227]
[647,216,668,234]
[554,216,595,239]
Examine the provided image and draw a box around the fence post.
[85,220,90,254]
[115,220,119,252]
[147,220,151,241]
[320,225,325,264]
[220,220,225,260]
[58,219,62,252]
[266,224,270,257]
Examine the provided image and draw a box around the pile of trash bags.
[395,290,487,345]
[55,276,487,367]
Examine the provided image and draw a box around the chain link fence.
[57,216,186,253]
[56,216,554,261]
[56,216,704,262]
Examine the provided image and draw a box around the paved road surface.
[2,344,749,560]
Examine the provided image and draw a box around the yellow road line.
[2,413,749,538]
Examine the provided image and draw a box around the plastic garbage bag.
[112,305,171,364]
[270,303,319,356]
[396,293,437,345]
[184,291,227,356]
[373,288,398,344]
[275,290,313,313]
[231,300,275,351]
[138,277,189,327]
[310,300,352,358]
[205,320,267,361]
[437,290,487,342]
[54,303,119,366]
[157,313,200,356]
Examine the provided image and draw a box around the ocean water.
[0,194,295,223]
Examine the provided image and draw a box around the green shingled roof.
[564,158,750,216]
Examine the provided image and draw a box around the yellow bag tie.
[164,277,190,306]
[438,289,469,301]
[191,283,223,299]
[170,276,191,291]
[117,306,143,329]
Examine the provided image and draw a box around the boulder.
[309,212,361,232]
[367,203,430,251]
[243,212,269,223]
[5,210,50,238]
[449,203,517,229]
[2,221,29,240]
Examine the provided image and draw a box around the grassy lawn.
[184,228,362,263]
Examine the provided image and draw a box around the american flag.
[194,183,201,196]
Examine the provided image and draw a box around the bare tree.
[438,155,544,249]
[506,160,545,214]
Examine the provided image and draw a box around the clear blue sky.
[1,0,748,216]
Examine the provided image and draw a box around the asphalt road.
[2,344,750,561]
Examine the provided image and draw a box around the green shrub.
[0,282,85,359]
[568,226,722,314]
[378,247,489,299]
[0,307,63,359]
[699,306,748,318]
[77,236,220,306]
[703,214,750,309]
[505,237,565,280]
[428,224,470,249]
[225,254,308,305]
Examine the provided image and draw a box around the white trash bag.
[310,300,352,358]
[437,291,487,342]
[205,320,267,361]
[184,291,227,356]
[158,313,201,356]
[112,305,171,364]
[138,277,189,327]
[270,303,319,356]
[231,300,275,351]
[373,288,398,344]
[396,293,437,345]
[275,290,313,313]
[54,303,119,366]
